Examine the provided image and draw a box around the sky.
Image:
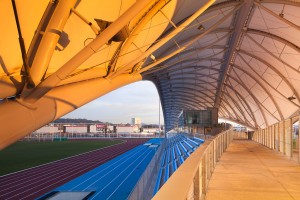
[63,80,164,124]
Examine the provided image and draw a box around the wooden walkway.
[206,139,300,200]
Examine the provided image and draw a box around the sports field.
[0,139,122,176]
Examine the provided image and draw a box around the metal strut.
[11,0,35,89]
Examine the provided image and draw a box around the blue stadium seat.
[194,137,205,143]
[153,134,205,196]
[187,137,200,146]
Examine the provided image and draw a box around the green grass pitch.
[0,139,123,176]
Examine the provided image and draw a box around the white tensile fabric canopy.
[0,0,299,147]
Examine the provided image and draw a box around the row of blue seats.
[153,134,204,195]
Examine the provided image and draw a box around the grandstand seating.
[153,134,204,195]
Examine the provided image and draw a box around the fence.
[252,115,300,162]
[152,129,235,200]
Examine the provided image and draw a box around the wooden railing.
[252,115,300,162]
[153,129,234,200]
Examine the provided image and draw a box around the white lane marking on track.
[69,145,147,190]
[89,148,153,199]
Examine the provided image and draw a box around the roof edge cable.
[71,8,100,35]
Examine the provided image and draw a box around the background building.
[131,117,142,128]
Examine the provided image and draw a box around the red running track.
[0,138,149,200]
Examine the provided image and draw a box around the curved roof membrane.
[0,0,300,139]
[143,0,300,130]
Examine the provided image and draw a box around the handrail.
[153,129,234,200]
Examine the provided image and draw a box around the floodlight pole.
[159,98,161,138]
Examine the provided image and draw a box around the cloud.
[63,81,164,124]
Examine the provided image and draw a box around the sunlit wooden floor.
[206,139,300,200]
